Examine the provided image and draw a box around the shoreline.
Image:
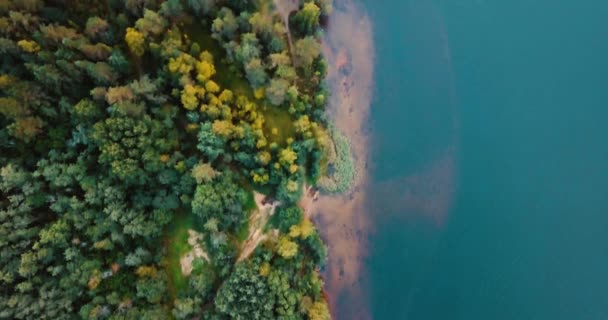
[307,1,375,318]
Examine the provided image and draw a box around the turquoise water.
[361,0,608,319]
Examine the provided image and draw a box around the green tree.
[245,58,268,88]
[292,2,321,36]
[294,36,321,70]
[266,78,289,106]
[191,173,248,233]
[214,263,274,319]
[197,122,226,162]
[273,205,303,233]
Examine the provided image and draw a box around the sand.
[180,229,210,276]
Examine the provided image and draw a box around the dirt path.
[237,192,279,262]
[273,0,298,61]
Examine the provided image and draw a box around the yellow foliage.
[259,262,271,276]
[17,40,40,53]
[219,89,234,103]
[288,225,301,238]
[10,117,43,142]
[87,270,101,290]
[205,105,221,119]
[191,162,217,183]
[125,28,145,57]
[212,120,234,138]
[196,60,216,82]
[186,123,199,132]
[221,105,232,119]
[289,164,299,174]
[168,53,195,74]
[258,151,271,165]
[175,161,187,172]
[254,87,265,99]
[289,219,314,240]
[277,236,298,259]
[181,84,205,110]
[233,126,245,139]
[0,74,13,88]
[299,219,314,239]
[0,97,28,119]
[205,80,220,93]
[199,50,214,63]
[136,265,158,278]
[159,154,170,163]
[207,94,220,107]
[93,239,111,250]
[286,180,299,192]
[279,148,297,166]
[253,172,269,185]
[294,115,311,133]
[256,138,267,149]
[252,117,265,130]
[308,301,331,320]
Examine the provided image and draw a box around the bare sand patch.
[180,229,210,276]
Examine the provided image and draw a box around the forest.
[0,0,351,319]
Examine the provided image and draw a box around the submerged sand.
[313,1,375,318]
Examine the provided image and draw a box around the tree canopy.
[0,0,338,318]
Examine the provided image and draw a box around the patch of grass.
[163,211,197,298]
[317,127,356,194]
[236,220,250,242]
[261,105,296,146]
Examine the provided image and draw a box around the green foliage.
[214,263,274,319]
[292,2,321,36]
[245,58,268,88]
[272,205,304,233]
[266,78,290,106]
[0,0,335,318]
[197,122,226,162]
[191,172,248,233]
[295,36,321,70]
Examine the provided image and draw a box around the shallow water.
[352,0,608,319]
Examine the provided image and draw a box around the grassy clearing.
[163,211,197,298]
[261,105,296,146]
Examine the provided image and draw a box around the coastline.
[310,1,375,318]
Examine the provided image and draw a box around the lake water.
[359,0,608,319]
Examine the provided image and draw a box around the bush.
[317,127,355,194]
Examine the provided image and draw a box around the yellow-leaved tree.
[276,236,298,259]
[125,27,145,57]
[17,40,40,53]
